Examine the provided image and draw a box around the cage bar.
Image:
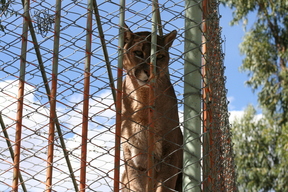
[114,0,125,191]
[0,1,239,191]
[147,1,158,191]
[20,0,78,189]
[183,0,202,191]
[12,0,29,190]
[92,0,116,103]
[154,0,163,36]
[18,0,79,189]
[0,113,27,192]
[45,0,62,191]
[79,0,93,191]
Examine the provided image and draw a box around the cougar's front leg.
[155,151,182,192]
[121,144,147,192]
[121,164,147,192]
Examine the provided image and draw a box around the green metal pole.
[183,0,202,191]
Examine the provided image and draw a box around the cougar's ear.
[124,23,133,44]
[164,30,177,48]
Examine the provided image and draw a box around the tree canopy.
[220,0,288,191]
[221,0,288,124]
[232,105,288,192]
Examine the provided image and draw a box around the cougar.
[121,25,183,192]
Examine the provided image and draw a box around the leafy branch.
[0,0,17,32]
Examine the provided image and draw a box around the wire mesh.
[202,0,237,191]
[0,0,237,191]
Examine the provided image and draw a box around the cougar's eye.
[156,54,165,60]
[134,51,144,58]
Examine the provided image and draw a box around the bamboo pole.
[12,0,29,190]
[92,0,116,103]
[45,0,62,191]
[79,0,93,191]
[0,113,27,192]
[183,0,202,191]
[154,0,163,36]
[18,0,78,190]
[113,0,125,191]
[146,1,158,191]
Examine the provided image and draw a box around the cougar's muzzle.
[133,63,151,86]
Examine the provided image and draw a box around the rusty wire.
[0,0,237,191]
[202,0,237,191]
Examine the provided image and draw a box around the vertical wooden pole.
[146,1,158,191]
[18,1,78,190]
[114,0,125,191]
[45,0,62,191]
[12,0,29,190]
[79,0,93,191]
[0,113,27,192]
[92,0,116,103]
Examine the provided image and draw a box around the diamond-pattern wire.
[202,0,237,191]
[0,0,237,191]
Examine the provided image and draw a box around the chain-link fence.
[0,0,237,191]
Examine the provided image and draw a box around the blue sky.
[0,2,258,114]
[0,2,262,190]
[219,5,259,112]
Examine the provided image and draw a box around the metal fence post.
[183,0,202,191]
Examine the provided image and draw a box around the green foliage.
[232,105,288,192]
[221,0,288,124]
[0,0,17,32]
[220,1,288,190]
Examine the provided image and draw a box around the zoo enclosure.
[0,0,237,191]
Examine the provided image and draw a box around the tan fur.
[121,26,183,192]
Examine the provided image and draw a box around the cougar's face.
[123,29,176,87]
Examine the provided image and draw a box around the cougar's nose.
[143,69,150,78]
